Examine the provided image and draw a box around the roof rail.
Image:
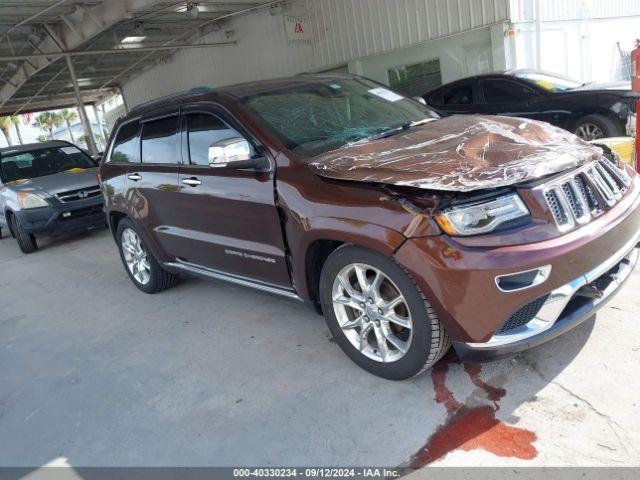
[130,87,213,113]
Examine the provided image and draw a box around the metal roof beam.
[0,0,165,108]
[0,41,237,61]
[0,92,111,117]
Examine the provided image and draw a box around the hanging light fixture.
[185,3,200,18]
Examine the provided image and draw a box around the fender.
[287,216,407,303]
[106,207,171,266]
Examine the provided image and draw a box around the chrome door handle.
[128,173,142,181]
[182,177,201,187]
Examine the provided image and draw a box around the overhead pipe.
[0,41,238,62]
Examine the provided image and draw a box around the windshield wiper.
[366,118,434,141]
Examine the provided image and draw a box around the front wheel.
[116,218,179,294]
[572,114,621,141]
[319,245,450,380]
[11,214,38,254]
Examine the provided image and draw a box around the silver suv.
[0,141,105,253]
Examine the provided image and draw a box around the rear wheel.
[573,114,621,141]
[116,218,178,294]
[319,245,450,380]
[11,214,38,254]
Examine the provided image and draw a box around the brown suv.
[99,75,640,380]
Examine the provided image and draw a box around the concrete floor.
[0,228,639,468]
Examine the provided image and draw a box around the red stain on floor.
[409,353,537,467]
[463,363,506,409]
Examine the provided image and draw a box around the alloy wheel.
[121,228,151,285]
[331,263,413,363]
[575,123,604,141]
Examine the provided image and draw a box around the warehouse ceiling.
[0,0,279,116]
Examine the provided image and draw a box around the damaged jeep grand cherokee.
[99,75,640,380]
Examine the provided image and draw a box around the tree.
[9,115,23,145]
[60,108,78,142]
[0,117,13,146]
[50,112,63,136]
[37,134,47,142]
[34,112,55,140]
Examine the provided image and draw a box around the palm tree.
[60,108,78,142]
[0,116,13,146]
[9,115,23,144]
[50,112,63,137]
[34,112,55,140]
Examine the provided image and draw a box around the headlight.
[435,194,530,236]
[17,192,49,209]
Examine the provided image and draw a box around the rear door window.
[140,116,180,164]
[443,83,474,105]
[109,121,139,163]
[481,80,535,103]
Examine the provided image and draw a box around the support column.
[91,104,109,149]
[65,54,97,155]
[117,85,129,114]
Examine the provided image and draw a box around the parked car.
[99,75,640,380]
[423,69,639,141]
[0,140,105,253]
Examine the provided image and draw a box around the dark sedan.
[423,70,639,141]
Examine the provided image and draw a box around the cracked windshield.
[242,77,438,156]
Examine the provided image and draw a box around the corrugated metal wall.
[122,0,509,107]
[307,0,509,69]
[121,7,315,108]
[510,0,640,22]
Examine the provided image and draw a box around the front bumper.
[394,174,640,346]
[454,236,639,361]
[14,195,105,237]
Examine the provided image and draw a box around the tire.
[572,114,621,141]
[319,245,450,380]
[11,214,38,254]
[116,218,179,294]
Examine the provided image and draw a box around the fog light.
[496,265,552,292]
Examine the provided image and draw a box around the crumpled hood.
[309,115,602,192]
[6,168,99,196]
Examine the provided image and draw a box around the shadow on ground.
[2,229,633,468]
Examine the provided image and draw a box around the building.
[120,0,639,109]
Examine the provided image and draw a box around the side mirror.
[208,138,268,171]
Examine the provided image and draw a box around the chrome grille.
[601,156,632,188]
[574,175,599,212]
[561,180,589,223]
[544,189,570,226]
[55,185,102,203]
[544,159,631,231]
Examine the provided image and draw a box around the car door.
[101,120,140,220]
[171,107,291,288]
[125,110,183,260]
[0,177,7,230]
[476,78,552,122]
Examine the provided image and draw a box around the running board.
[163,260,303,302]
